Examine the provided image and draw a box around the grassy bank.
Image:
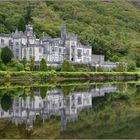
[0,71,139,82]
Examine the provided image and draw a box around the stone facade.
[0,24,92,66]
[0,84,119,131]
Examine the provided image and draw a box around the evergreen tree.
[1,46,14,64]
[17,16,26,31]
[40,86,48,99]
[1,94,13,111]
[61,60,74,72]
[40,58,47,71]
[29,56,35,71]
[24,5,33,24]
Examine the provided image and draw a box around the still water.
[0,82,140,139]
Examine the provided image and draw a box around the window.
[16,48,19,59]
[39,48,42,53]
[9,40,12,46]
[1,111,4,116]
[71,45,75,49]
[52,47,57,52]
[39,103,42,108]
[86,50,89,55]
[1,39,4,44]
[16,42,19,46]
[24,49,26,58]
[78,97,82,105]
[59,48,62,53]
[29,48,32,56]
[30,102,32,108]
[77,49,82,58]
[16,109,19,113]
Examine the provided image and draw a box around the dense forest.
[0,1,140,68]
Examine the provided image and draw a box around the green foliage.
[24,63,30,71]
[40,87,48,99]
[1,1,140,67]
[40,58,47,71]
[7,59,24,71]
[74,64,95,72]
[20,57,27,67]
[127,60,136,71]
[1,47,14,65]
[29,56,35,71]
[96,66,104,72]
[117,63,126,72]
[1,94,12,111]
[61,60,74,72]
[24,5,33,24]
[0,60,7,71]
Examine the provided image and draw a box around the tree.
[40,86,48,99]
[61,60,74,72]
[1,47,14,64]
[24,5,33,24]
[29,56,35,71]
[17,16,26,31]
[40,58,48,71]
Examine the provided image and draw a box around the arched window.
[24,49,26,58]
[29,48,32,57]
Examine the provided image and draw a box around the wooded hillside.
[0,1,140,67]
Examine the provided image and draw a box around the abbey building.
[0,24,92,66]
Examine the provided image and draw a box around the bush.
[127,60,136,71]
[7,59,24,71]
[0,60,7,71]
[117,63,126,72]
[61,60,75,72]
[15,63,24,71]
[24,63,30,71]
[96,66,104,72]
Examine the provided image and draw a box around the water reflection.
[0,84,127,132]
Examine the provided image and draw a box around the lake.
[0,81,140,139]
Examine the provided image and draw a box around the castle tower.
[61,24,67,45]
[25,24,34,37]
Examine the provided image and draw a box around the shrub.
[96,66,104,72]
[24,63,30,71]
[15,62,24,71]
[127,60,136,71]
[117,63,126,72]
[61,60,74,72]
[0,60,7,71]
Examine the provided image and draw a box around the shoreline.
[0,71,139,82]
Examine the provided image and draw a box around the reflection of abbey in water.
[0,85,120,131]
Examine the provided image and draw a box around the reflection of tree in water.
[1,94,13,111]
[61,85,75,96]
[40,86,48,99]
[0,88,24,111]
